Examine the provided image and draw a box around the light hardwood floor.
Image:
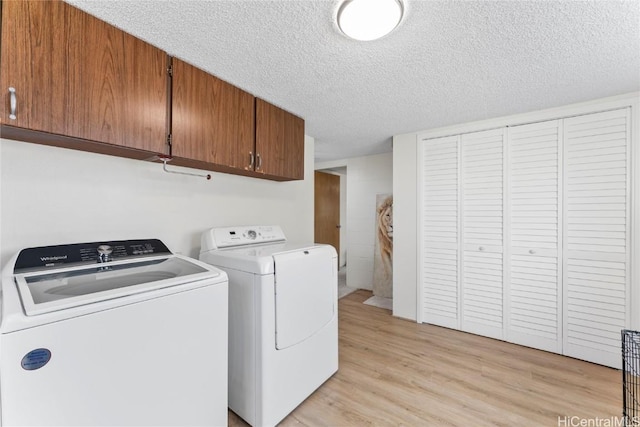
[229,290,621,426]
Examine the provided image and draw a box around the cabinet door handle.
[256,153,262,170]
[248,151,254,169]
[478,246,485,251]
[8,87,17,120]
[529,249,536,254]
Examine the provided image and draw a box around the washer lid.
[15,256,214,316]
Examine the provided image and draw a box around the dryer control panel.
[204,226,286,249]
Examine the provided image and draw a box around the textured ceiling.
[67,0,640,162]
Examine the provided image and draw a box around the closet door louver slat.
[507,120,561,353]
[420,135,459,328]
[563,108,630,369]
[461,129,504,339]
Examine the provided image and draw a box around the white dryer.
[200,226,338,427]
[0,239,228,426]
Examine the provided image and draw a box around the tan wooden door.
[314,171,340,254]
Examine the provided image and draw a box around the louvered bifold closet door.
[563,108,630,369]
[420,135,459,328]
[460,129,504,339]
[507,120,562,353]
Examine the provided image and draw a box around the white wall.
[0,136,314,267]
[345,153,393,290]
[392,133,418,320]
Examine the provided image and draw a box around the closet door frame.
[631,101,640,331]
[416,93,639,349]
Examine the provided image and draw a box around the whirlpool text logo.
[40,255,67,262]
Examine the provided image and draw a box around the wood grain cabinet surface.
[255,98,305,181]
[171,66,304,181]
[0,0,305,181]
[170,59,255,174]
[0,0,168,158]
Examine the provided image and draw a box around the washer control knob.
[97,245,113,263]
[247,230,257,240]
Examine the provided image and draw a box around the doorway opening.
[314,168,353,298]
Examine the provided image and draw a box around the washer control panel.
[210,225,286,248]
[14,239,171,272]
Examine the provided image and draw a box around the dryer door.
[273,247,335,350]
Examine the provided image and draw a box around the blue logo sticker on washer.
[21,348,51,370]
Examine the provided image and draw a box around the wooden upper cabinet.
[0,0,168,154]
[255,98,304,180]
[0,0,304,181]
[171,66,304,181]
[171,59,255,172]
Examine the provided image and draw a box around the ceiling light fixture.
[337,0,404,41]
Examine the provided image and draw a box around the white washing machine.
[0,239,228,426]
[199,226,338,427]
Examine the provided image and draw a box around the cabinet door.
[171,59,255,171]
[0,0,167,153]
[419,135,459,329]
[507,120,561,353]
[461,129,504,340]
[255,99,304,180]
[563,108,630,369]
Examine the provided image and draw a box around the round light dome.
[337,0,404,41]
